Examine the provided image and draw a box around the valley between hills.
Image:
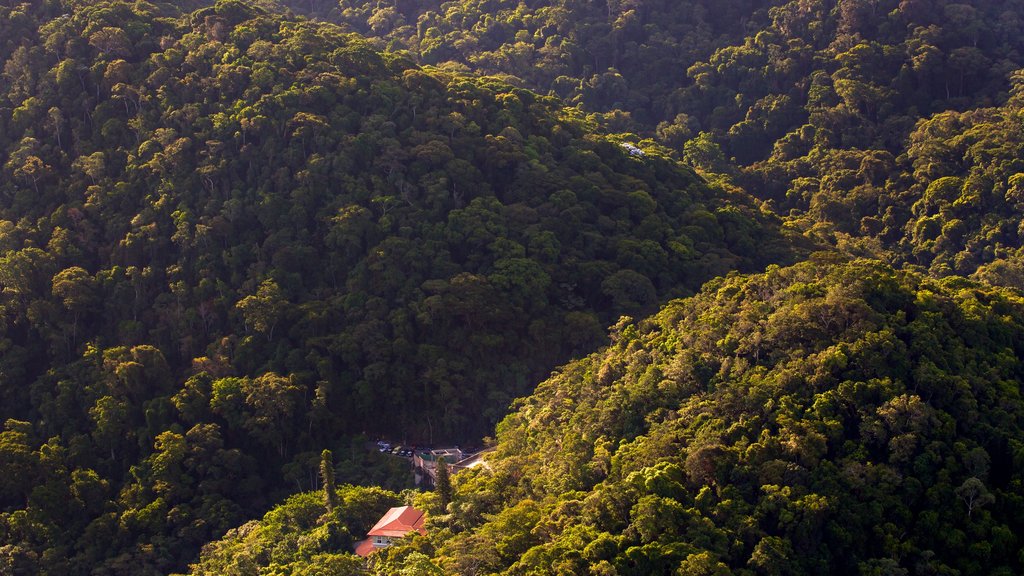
[2,1,1024,574]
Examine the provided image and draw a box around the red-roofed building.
[353,505,426,556]
[353,538,376,557]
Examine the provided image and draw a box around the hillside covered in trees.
[304,0,780,126]
[0,0,796,573]
[368,258,1024,575]
[4,0,1024,574]
[184,480,405,575]
[298,0,1024,284]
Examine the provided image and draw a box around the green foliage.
[322,449,339,514]
[674,0,1024,279]
[10,0,1024,573]
[304,0,1024,284]
[310,0,776,127]
[183,484,401,575]
[435,456,452,510]
[0,2,795,573]
[383,259,1024,575]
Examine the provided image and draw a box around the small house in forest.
[353,505,426,556]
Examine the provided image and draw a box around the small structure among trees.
[413,447,464,487]
[353,506,426,557]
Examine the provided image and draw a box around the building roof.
[455,451,490,470]
[366,505,427,538]
[353,538,376,557]
[417,448,463,463]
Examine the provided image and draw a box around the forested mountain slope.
[370,257,1024,575]
[300,0,1024,285]
[0,1,796,573]
[185,482,405,576]
[856,91,1024,283]
[307,0,781,128]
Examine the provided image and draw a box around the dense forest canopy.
[321,0,780,125]
[0,0,791,441]
[185,481,405,575]
[368,258,1024,575]
[3,0,1024,574]
[0,0,795,573]
[294,0,1024,286]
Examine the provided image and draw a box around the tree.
[399,552,444,576]
[7,150,50,194]
[89,395,130,463]
[51,266,97,348]
[235,279,288,340]
[955,477,994,518]
[748,536,797,576]
[435,456,452,510]
[601,269,657,316]
[72,152,106,185]
[88,27,132,58]
[677,551,733,576]
[241,372,303,457]
[320,449,339,514]
[0,419,37,506]
[683,132,729,173]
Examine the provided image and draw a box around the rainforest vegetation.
[306,0,1024,282]
[2,0,1024,574]
[369,257,1024,576]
